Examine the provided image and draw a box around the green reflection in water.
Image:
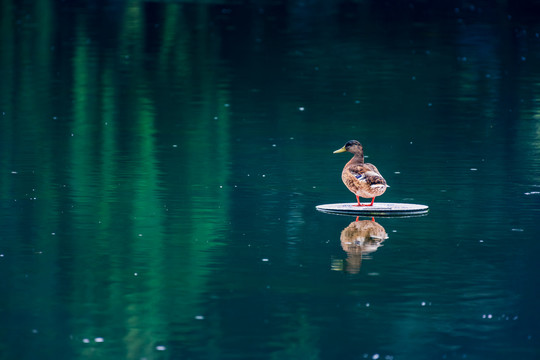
[64,2,233,358]
[1,1,232,358]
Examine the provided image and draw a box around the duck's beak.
[333,146,347,153]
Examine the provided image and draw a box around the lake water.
[1,1,540,359]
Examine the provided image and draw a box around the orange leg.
[354,196,375,207]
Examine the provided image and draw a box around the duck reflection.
[339,218,388,274]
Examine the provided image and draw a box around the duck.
[333,140,388,206]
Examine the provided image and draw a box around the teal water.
[1,1,540,359]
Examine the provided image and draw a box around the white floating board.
[316,202,429,216]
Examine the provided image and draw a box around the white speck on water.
[195,315,205,320]
[262,174,266,177]
[224,103,230,107]
[421,302,426,306]
[219,185,223,188]
[365,302,370,307]
[299,107,305,111]
[0,254,4,257]
[138,234,143,237]
[394,171,400,174]
[272,144,277,147]
[172,144,178,148]
[134,273,138,276]
[479,239,484,243]
[214,116,218,120]
[525,191,540,195]
[392,230,397,233]
[11,171,17,174]
[410,141,413,144]
[470,168,477,171]
[156,345,167,351]
[82,339,90,343]
[511,228,524,232]
[262,258,269,262]
[373,354,380,360]
[94,337,104,343]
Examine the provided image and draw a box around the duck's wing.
[348,164,387,187]
[363,163,383,174]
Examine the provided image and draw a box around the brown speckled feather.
[342,164,387,199]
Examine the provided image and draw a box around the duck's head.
[333,140,363,155]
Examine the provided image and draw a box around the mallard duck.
[333,140,388,206]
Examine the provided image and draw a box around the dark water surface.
[1,1,540,359]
